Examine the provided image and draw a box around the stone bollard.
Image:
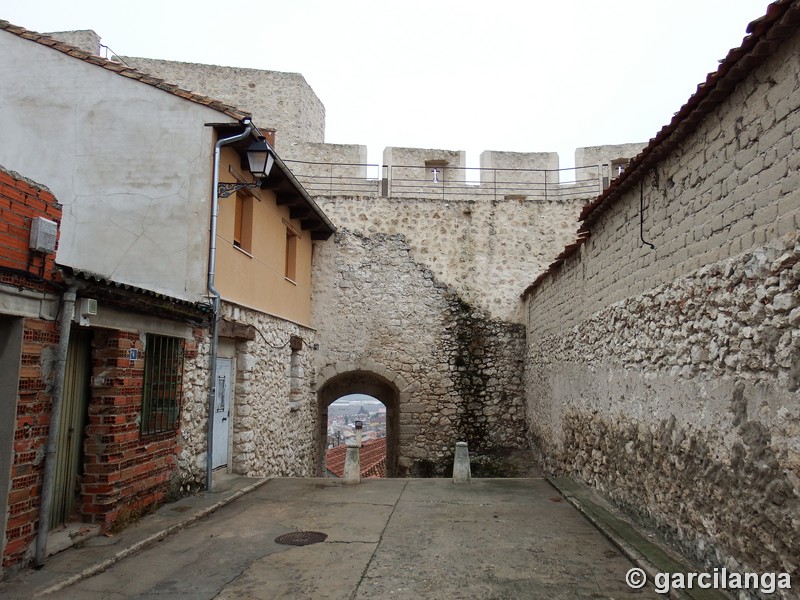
[452,441,471,484]
[343,444,360,485]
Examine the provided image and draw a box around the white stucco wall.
[0,31,239,302]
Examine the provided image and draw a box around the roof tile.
[326,438,387,478]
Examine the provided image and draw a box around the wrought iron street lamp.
[218,136,275,198]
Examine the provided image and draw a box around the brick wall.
[83,330,180,529]
[4,324,190,569]
[3,318,59,569]
[1,166,62,570]
[1,165,207,570]
[524,16,800,587]
[0,166,61,284]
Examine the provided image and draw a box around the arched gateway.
[317,371,400,477]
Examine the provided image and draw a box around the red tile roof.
[326,438,387,478]
[0,21,250,122]
[522,0,800,299]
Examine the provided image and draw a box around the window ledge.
[233,245,253,258]
[284,277,297,286]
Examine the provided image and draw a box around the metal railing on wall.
[281,160,384,196]
[283,160,603,201]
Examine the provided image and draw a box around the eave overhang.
[210,122,336,240]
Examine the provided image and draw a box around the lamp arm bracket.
[218,181,259,198]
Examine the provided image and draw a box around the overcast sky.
[3,0,770,169]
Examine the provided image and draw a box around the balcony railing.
[283,160,604,201]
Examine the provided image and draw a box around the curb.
[33,477,270,598]
[547,476,730,600]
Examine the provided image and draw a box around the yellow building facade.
[214,144,330,327]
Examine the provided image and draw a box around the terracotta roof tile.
[0,20,250,122]
[522,0,800,299]
[326,438,387,478]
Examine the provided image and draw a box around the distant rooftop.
[326,438,387,478]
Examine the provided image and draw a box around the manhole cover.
[275,531,328,546]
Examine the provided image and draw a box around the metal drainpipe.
[35,286,77,567]
[206,120,253,492]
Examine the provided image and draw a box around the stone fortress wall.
[121,57,325,148]
[313,193,583,323]
[43,29,647,477]
[524,18,800,588]
[43,28,650,474]
[311,229,528,476]
[307,144,643,474]
[111,37,648,475]
[290,142,646,323]
[44,14,800,593]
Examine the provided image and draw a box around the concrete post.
[453,441,471,484]
[344,444,360,485]
[355,423,363,448]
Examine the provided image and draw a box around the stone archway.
[317,371,400,477]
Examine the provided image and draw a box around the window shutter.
[234,195,243,247]
[285,228,298,281]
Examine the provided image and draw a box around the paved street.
[3,477,661,599]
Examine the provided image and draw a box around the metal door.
[212,358,232,469]
[51,329,91,528]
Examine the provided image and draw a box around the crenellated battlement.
[282,142,647,201]
[45,30,645,204]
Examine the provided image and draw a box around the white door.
[213,358,233,469]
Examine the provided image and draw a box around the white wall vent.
[29,217,58,254]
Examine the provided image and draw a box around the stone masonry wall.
[120,57,325,149]
[314,195,585,324]
[46,30,100,56]
[524,23,800,591]
[312,229,527,477]
[181,302,318,487]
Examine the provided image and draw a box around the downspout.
[35,286,77,567]
[206,119,253,492]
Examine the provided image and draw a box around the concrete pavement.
[0,476,698,599]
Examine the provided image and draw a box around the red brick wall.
[3,321,60,569]
[1,168,62,569]
[0,167,61,286]
[2,168,190,569]
[3,324,188,569]
[83,330,180,529]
